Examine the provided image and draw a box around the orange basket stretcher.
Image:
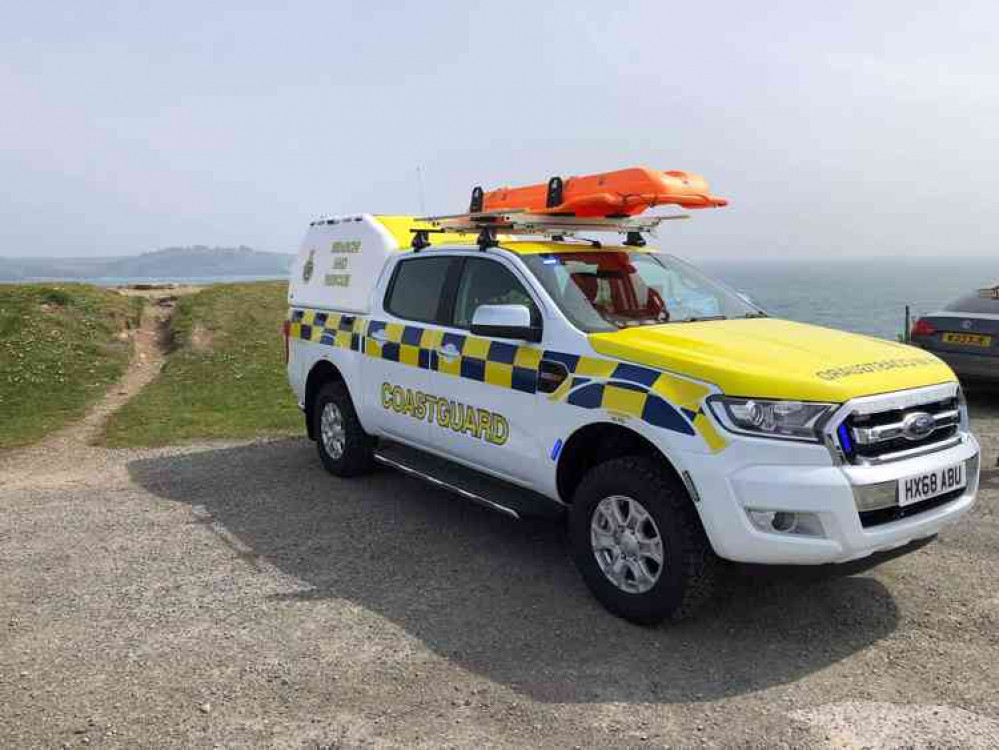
[471,166,728,218]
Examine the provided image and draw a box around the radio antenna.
[416,166,426,215]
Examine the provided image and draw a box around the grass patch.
[0,284,142,448]
[103,282,299,447]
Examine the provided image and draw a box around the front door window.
[453,257,539,329]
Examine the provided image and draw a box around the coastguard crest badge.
[302,249,316,283]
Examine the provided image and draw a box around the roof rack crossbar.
[623,231,646,247]
[409,227,447,251]
[413,212,687,240]
[411,229,431,251]
[477,227,499,251]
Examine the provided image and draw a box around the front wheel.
[313,381,374,477]
[568,456,717,624]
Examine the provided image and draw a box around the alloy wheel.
[590,495,665,594]
[320,402,346,460]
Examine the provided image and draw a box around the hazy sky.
[2,1,997,258]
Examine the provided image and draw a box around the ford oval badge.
[902,412,936,442]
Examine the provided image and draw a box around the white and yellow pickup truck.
[284,196,980,624]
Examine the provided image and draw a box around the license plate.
[942,332,992,347]
[899,463,966,507]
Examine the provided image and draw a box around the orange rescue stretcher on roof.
[471,166,728,218]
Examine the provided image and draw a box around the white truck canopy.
[289,214,470,314]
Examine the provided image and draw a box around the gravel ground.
[1,390,997,749]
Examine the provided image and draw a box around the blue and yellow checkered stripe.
[362,320,439,371]
[539,351,728,453]
[289,309,365,353]
[288,308,728,451]
[360,320,542,393]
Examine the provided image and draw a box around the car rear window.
[384,257,456,324]
[944,293,999,314]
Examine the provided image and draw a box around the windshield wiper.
[743,312,768,318]
[680,315,727,323]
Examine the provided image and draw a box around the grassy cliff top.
[103,282,299,447]
[0,284,142,448]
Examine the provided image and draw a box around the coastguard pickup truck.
[284,167,980,623]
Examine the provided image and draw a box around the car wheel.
[569,456,717,624]
[313,381,374,477]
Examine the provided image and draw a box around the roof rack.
[411,211,688,250]
[407,165,726,249]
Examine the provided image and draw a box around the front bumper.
[683,430,980,565]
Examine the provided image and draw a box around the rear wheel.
[313,381,374,477]
[569,456,717,624]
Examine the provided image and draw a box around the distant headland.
[0,246,294,282]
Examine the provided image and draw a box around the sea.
[21,257,997,342]
[701,257,997,341]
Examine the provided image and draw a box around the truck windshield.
[521,249,761,332]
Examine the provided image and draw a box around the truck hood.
[588,318,956,402]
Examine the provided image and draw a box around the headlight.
[707,396,836,442]
[957,386,970,432]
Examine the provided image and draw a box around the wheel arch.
[556,421,687,504]
[304,359,345,440]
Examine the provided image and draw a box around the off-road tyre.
[313,381,375,477]
[569,456,718,624]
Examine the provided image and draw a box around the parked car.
[911,286,999,385]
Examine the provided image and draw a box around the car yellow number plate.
[942,332,992,347]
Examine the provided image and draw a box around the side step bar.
[374,451,520,519]
[373,442,564,521]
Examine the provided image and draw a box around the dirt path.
[64,292,174,443]
[0,287,199,488]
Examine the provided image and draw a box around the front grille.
[841,396,961,464]
[859,487,964,528]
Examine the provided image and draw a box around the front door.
[422,255,546,485]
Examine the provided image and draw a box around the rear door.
[362,255,460,447]
[421,255,547,485]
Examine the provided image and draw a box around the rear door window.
[384,257,457,324]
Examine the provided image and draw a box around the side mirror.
[470,304,542,342]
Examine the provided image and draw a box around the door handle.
[537,359,569,394]
[370,329,388,342]
[437,343,461,361]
